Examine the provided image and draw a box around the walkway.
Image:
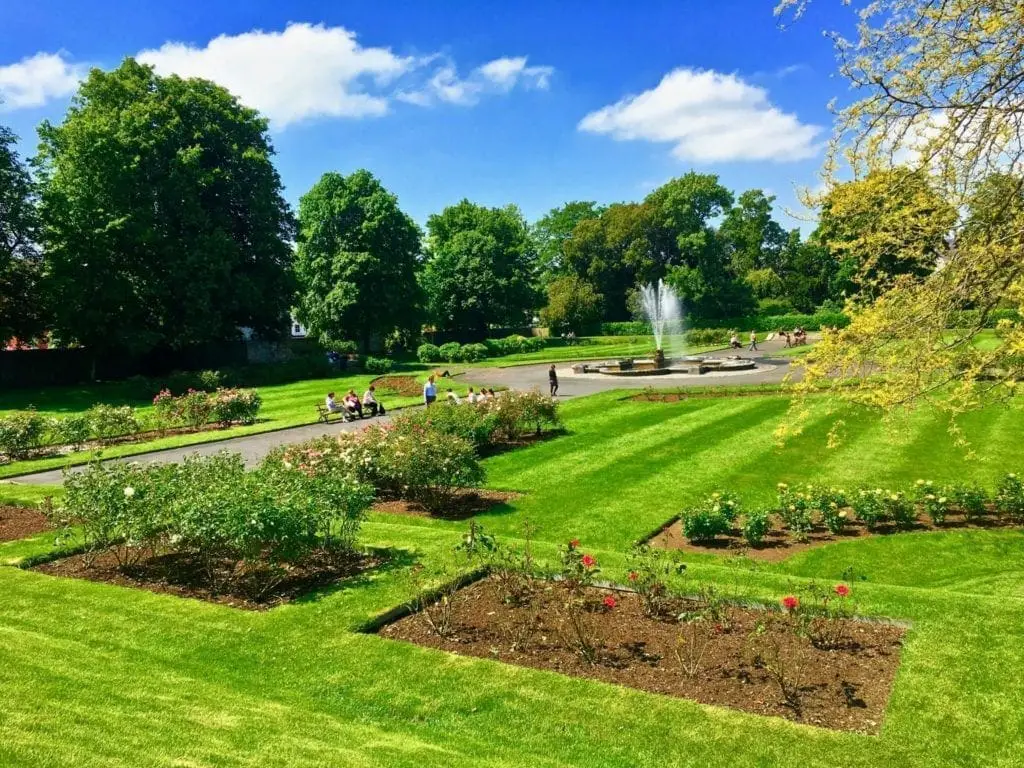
[4,336,805,486]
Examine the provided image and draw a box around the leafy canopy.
[293,169,422,349]
[37,58,295,354]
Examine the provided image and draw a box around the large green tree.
[421,200,537,335]
[539,275,604,334]
[719,189,789,276]
[37,58,295,357]
[531,201,605,285]
[813,168,955,300]
[0,123,45,342]
[293,170,422,350]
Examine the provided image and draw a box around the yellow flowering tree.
[775,0,1024,423]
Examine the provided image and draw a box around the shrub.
[152,389,180,430]
[0,410,47,460]
[776,483,814,540]
[49,415,92,451]
[197,369,224,391]
[86,404,140,444]
[479,390,560,441]
[357,424,484,514]
[685,328,731,346]
[804,485,849,535]
[852,488,888,529]
[882,490,916,528]
[949,482,988,521]
[363,356,394,374]
[741,509,773,546]
[913,479,952,525]
[438,341,463,363]
[60,460,176,567]
[996,473,1024,523]
[459,343,489,362]
[176,390,214,430]
[625,543,686,618]
[416,343,441,363]
[681,508,730,543]
[392,405,498,451]
[708,491,741,522]
[485,335,545,356]
[599,321,650,336]
[209,388,261,427]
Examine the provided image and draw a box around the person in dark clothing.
[548,364,559,396]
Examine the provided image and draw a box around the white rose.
[123,487,135,498]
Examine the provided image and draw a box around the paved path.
[4,336,806,486]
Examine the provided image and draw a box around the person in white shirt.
[325,392,344,413]
[466,387,479,404]
[362,385,383,416]
[446,388,461,404]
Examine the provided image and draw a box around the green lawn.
[2,390,1024,766]
[0,336,726,479]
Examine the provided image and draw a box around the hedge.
[599,312,851,336]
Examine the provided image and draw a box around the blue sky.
[0,0,854,231]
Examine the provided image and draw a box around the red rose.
[569,538,580,549]
[581,554,596,568]
[603,595,616,609]
[714,623,724,634]
[781,595,799,611]
[834,584,850,598]
[627,571,639,582]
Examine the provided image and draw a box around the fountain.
[570,280,758,377]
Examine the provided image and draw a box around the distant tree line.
[1,57,966,359]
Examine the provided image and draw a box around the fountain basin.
[589,355,757,376]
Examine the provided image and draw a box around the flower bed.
[0,505,51,542]
[377,574,904,732]
[33,449,376,607]
[372,489,520,520]
[656,478,1024,557]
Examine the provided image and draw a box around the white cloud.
[138,23,413,126]
[0,24,554,127]
[0,52,84,110]
[578,68,823,163]
[397,55,553,107]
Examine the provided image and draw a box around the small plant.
[914,480,951,525]
[741,509,773,546]
[197,369,224,391]
[996,472,1024,524]
[681,508,730,543]
[557,539,604,664]
[674,608,722,679]
[746,614,804,711]
[777,483,814,541]
[209,388,262,427]
[852,488,888,529]
[807,486,849,535]
[949,482,988,522]
[625,543,686,618]
[404,564,462,638]
[797,582,855,650]
[881,490,916,529]
[489,519,539,607]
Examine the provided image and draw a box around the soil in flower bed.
[649,510,1014,562]
[373,489,521,520]
[31,547,385,610]
[371,375,423,397]
[0,505,52,542]
[378,577,905,733]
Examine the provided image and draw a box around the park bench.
[316,403,355,423]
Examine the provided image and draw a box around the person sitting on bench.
[325,392,345,414]
[344,389,363,417]
[730,333,742,349]
[362,385,384,416]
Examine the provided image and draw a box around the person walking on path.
[748,330,759,352]
[548,364,559,396]
[424,375,437,407]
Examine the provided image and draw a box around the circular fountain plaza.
[570,280,765,380]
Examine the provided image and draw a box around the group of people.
[423,374,498,407]
[325,387,384,419]
[781,327,808,347]
[729,330,760,352]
